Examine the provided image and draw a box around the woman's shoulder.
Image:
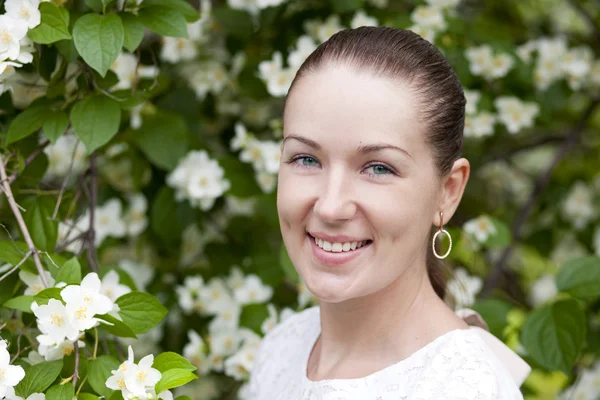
[408,328,524,399]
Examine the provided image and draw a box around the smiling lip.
[308,232,370,242]
[307,233,371,266]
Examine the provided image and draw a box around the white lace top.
[248,306,525,400]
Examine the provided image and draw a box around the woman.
[248,26,530,399]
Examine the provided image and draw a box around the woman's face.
[277,64,444,304]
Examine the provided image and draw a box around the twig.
[0,140,50,196]
[0,154,50,288]
[0,250,33,283]
[481,98,600,296]
[54,231,88,253]
[73,340,80,387]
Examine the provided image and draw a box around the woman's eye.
[293,156,319,168]
[365,164,393,176]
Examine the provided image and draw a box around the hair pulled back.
[282,27,466,300]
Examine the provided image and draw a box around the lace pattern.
[248,306,524,400]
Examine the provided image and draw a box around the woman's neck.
[307,265,468,381]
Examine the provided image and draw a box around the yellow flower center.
[51,313,63,326]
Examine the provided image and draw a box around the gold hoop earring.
[432,211,452,259]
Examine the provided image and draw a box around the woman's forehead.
[283,66,423,148]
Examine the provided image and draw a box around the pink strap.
[456,308,532,387]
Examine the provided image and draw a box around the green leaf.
[0,241,35,271]
[239,303,269,334]
[485,216,511,248]
[14,360,63,398]
[521,298,586,374]
[155,368,198,394]
[96,313,138,338]
[55,257,82,285]
[22,197,58,252]
[116,291,167,334]
[142,0,200,22]
[3,295,35,313]
[329,0,364,13]
[71,94,122,153]
[121,13,145,52]
[212,8,253,40]
[6,104,54,146]
[174,397,192,400]
[138,6,188,38]
[35,288,63,304]
[85,0,115,12]
[88,356,120,398]
[73,13,124,77]
[472,298,513,338]
[153,352,197,374]
[46,383,74,400]
[78,394,100,400]
[131,112,188,170]
[150,187,185,246]
[28,2,72,44]
[556,256,600,300]
[42,111,69,143]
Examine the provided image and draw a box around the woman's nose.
[312,168,357,223]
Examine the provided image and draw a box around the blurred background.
[1,0,599,399]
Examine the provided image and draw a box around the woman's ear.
[435,158,470,226]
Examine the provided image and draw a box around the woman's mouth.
[307,233,372,266]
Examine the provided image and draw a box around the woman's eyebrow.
[281,134,320,150]
[358,143,413,160]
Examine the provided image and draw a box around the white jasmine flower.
[287,35,317,70]
[32,299,80,343]
[61,272,115,331]
[42,134,88,181]
[256,170,277,193]
[118,259,154,291]
[515,40,537,63]
[463,215,496,243]
[494,96,540,134]
[411,6,447,31]
[0,15,29,61]
[200,278,235,315]
[258,51,283,81]
[105,345,137,398]
[297,279,318,308]
[209,330,241,356]
[207,298,241,333]
[224,196,256,217]
[225,266,246,290]
[258,140,281,174]
[0,340,26,399]
[464,112,496,138]
[19,270,55,295]
[264,67,295,97]
[183,330,211,374]
[230,122,250,151]
[25,350,44,365]
[315,15,344,43]
[561,181,596,230]
[38,338,85,361]
[233,274,273,305]
[176,275,206,314]
[408,24,436,43]
[528,274,557,306]
[166,150,231,211]
[223,344,257,380]
[261,303,278,334]
[465,45,514,80]
[160,37,198,64]
[124,353,162,398]
[561,46,594,90]
[123,193,148,237]
[446,268,483,309]
[5,0,41,29]
[464,90,480,115]
[93,198,127,246]
[350,9,378,29]
[534,37,568,90]
[57,218,88,254]
[111,52,159,91]
[100,270,131,302]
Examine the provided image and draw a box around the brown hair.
[282,27,466,300]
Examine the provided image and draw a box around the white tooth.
[317,238,322,247]
[350,241,357,250]
[332,242,343,252]
[342,242,351,251]
[323,241,332,251]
